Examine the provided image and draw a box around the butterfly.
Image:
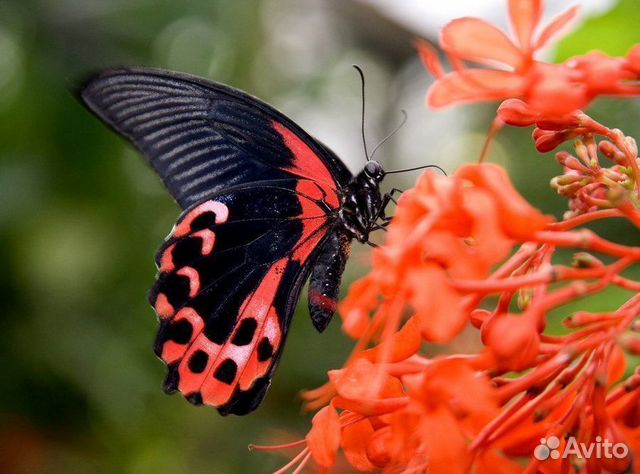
[79,67,398,415]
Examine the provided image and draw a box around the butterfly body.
[80,67,389,415]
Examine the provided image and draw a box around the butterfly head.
[363,160,385,183]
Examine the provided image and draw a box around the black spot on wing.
[231,318,257,346]
[155,317,195,357]
[190,211,217,231]
[167,319,193,344]
[188,350,209,373]
[214,359,238,385]
[257,338,274,362]
[171,238,205,269]
[154,272,190,308]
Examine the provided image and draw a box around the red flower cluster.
[417,0,640,119]
[251,2,640,473]
[257,152,640,473]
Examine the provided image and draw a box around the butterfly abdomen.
[308,229,352,332]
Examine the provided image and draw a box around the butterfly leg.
[373,187,404,225]
[370,223,389,232]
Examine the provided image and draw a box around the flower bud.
[574,139,589,164]
[555,151,588,172]
[624,136,638,157]
[497,99,539,127]
[536,112,583,131]
[535,129,567,152]
[619,335,640,356]
[481,313,540,371]
[598,140,626,165]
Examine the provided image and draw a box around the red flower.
[418,0,640,119]
[253,5,640,472]
[418,0,579,112]
[340,164,551,347]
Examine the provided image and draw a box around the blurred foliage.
[556,0,639,59]
[0,0,638,472]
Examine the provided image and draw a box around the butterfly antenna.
[353,65,370,162]
[370,110,408,161]
[385,164,447,175]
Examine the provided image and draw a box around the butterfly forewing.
[80,68,350,208]
[80,67,353,415]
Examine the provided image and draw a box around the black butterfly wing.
[79,67,351,208]
[79,67,353,415]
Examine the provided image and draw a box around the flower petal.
[339,276,378,338]
[441,17,523,68]
[360,316,422,364]
[329,358,404,401]
[334,396,409,417]
[427,69,526,109]
[420,406,472,473]
[341,419,376,472]
[419,359,498,425]
[410,265,468,343]
[415,38,445,78]
[455,163,553,240]
[508,0,543,50]
[305,406,341,470]
[627,44,640,75]
[535,6,580,50]
[474,449,526,473]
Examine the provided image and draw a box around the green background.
[0,0,638,472]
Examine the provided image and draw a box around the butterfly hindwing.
[149,181,335,415]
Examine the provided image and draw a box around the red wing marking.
[192,218,329,407]
[154,200,226,319]
[155,293,174,320]
[174,201,229,237]
[296,179,325,202]
[159,230,215,275]
[198,259,287,406]
[272,121,340,208]
[177,336,222,394]
[160,243,176,272]
[293,180,328,262]
[192,229,216,255]
[177,267,200,298]
[161,308,205,364]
